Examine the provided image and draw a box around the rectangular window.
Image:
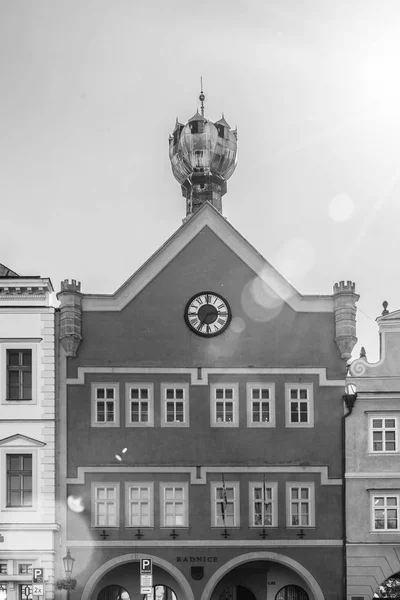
[211,384,239,427]
[0,564,7,574]
[286,482,315,527]
[211,481,240,527]
[247,383,275,427]
[161,384,189,427]
[126,384,154,427]
[285,384,314,428]
[6,349,32,400]
[91,384,119,428]
[92,484,119,527]
[370,417,398,453]
[6,454,32,507]
[19,564,32,574]
[373,494,399,530]
[249,482,277,527]
[160,483,188,527]
[126,483,153,527]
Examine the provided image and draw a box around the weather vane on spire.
[199,77,205,117]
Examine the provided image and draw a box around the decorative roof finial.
[199,77,205,117]
[382,301,389,316]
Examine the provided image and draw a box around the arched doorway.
[275,585,309,600]
[81,554,194,600]
[201,552,324,600]
[97,585,130,600]
[373,571,400,597]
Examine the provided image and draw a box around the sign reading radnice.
[176,557,218,563]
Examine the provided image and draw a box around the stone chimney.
[333,280,359,360]
[57,279,83,358]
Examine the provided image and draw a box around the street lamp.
[57,549,76,600]
[63,550,75,580]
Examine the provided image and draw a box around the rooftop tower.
[169,84,238,218]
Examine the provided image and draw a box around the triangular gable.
[0,263,19,277]
[82,202,334,313]
[377,308,400,322]
[0,434,45,447]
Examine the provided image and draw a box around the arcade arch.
[200,552,324,600]
[81,553,194,600]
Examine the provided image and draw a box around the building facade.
[0,265,57,599]
[57,103,358,600]
[346,305,400,599]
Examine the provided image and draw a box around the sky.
[2,0,400,362]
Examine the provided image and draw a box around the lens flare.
[67,495,85,513]
[329,193,354,222]
[230,316,246,334]
[241,276,284,323]
[274,238,315,281]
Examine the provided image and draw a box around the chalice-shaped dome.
[169,94,237,217]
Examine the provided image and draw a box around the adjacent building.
[346,304,400,599]
[0,264,57,599]
[57,97,359,600]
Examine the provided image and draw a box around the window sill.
[161,422,189,428]
[249,526,279,529]
[211,525,240,529]
[285,423,314,428]
[6,399,32,402]
[371,529,400,534]
[3,507,35,512]
[160,525,189,529]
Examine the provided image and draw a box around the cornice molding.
[68,539,342,548]
[66,367,344,387]
[66,465,342,486]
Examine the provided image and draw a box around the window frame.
[249,481,278,527]
[246,383,276,428]
[125,482,154,528]
[6,454,33,508]
[369,415,399,454]
[211,481,240,528]
[371,492,400,532]
[91,482,120,528]
[0,342,38,405]
[285,383,314,428]
[91,383,120,428]
[1,449,37,512]
[286,482,315,528]
[210,383,239,428]
[160,482,189,528]
[160,383,189,428]
[125,383,154,428]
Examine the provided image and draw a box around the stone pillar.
[57,279,83,358]
[333,280,359,360]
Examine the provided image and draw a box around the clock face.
[184,292,232,337]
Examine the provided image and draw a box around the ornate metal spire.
[199,77,205,117]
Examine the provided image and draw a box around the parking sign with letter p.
[33,568,44,584]
[140,559,152,573]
